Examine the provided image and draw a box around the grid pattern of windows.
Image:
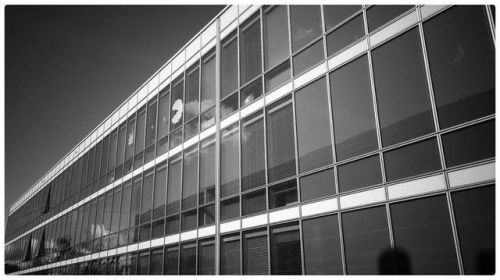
[6,5,495,276]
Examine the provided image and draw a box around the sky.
[5,5,225,226]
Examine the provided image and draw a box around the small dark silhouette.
[378,247,412,275]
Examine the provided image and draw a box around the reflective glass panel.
[241,112,266,191]
[338,155,382,193]
[240,14,262,85]
[263,5,290,69]
[299,168,335,202]
[367,5,413,32]
[324,5,362,30]
[326,14,365,56]
[290,5,322,52]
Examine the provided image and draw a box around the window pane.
[185,64,200,121]
[263,5,290,69]
[302,214,343,274]
[137,250,149,275]
[270,223,302,275]
[135,107,146,155]
[220,197,239,221]
[220,235,240,275]
[221,92,238,119]
[94,195,104,240]
[324,5,361,31]
[170,78,184,131]
[167,156,181,215]
[243,229,269,275]
[157,88,170,140]
[140,171,154,224]
[300,168,335,202]
[390,195,459,274]
[201,50,216,112]
[129,178,142,227]
[240,14,262,85]
[384,138,441,182]
[290,5,322,52]
[220,124,239,197]
[452,186,495,275]
[265,60,290,92]
[153,165,167,220]
[182,147,198,210]
[199,137,215,205]
[181,210,197,232]
[103,191,113,238]
[180,243,196,275]
[200,107,215,130]
[442,120,495,168]
[338,155,382,193]
[198,204,215,227]
[116,124,126,172]
[221,33,238,98]
[295,77,333,172]
[267,98,296,182]
[367,5,413,32]
[269,179,297,209]
[164,246,179,275]
[119,181,132,231]
[424,6,495,128]
[342,206,391,274]
[145,99,157,149]
[165,215,179,235]
[151,218,164,239]
[110,186,122,233]
[372,28,435,146]
[241,113,266,191]
[293,39,324,76]
[242,189,266,216]
[125,117,136,163]
[108,129,118,172]
[150,248,163,275]
[198,239,215,275]
[330,55,378,160]
[326,14,365,56]
[169,128,182,149]
[241,78,262,107]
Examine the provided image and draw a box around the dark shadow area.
[475,249,495,275]
[378,247,412,275]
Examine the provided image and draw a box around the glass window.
[269,179,297,209]
[125,117,136,164]
[137,250,149,275]
[221,33,238,99]
[198,204,215,227]
[342,206,391,274]
[263,5,290,69]
[452,186,495,275]
[326,14,365,56]
[151,218,164,239]
[108,129,118,173]
[240,13,262,85]
[145,98,157,149]
[201,50,216,112]
[119,181,132,231]
[185,64,200,121]
[170,77,184,131]
[165,215,179,235]
[220,124,240,197]
[198,239,215,275]
[290,5,322,52]
[302,214,343,274]
[324,5,362,31]
[140,171,154,224]
[180,242,196,275]
[242,189,266,216]
[265,60,290,92]
[169,128,182,149]
[338,155,382,193]
[372,28,435,147]
[103,191,113,237]
[153,164,167,220]
[300,168,335,202]
[129,177,142,228]
[200,107,215,130]
[384,138,441,182]
[367,5,413,32]
[94,196,105,240]
[181,210,197,232]
[241,112,266,191]
[270,223,302,275]
[135,106,147,155]
[424,6,495,128]
[182,147,198,210]
[221,92,238,119]
[220,197,239,221]
[293,39,324,76]
[390,195,459,274]
[442,120,495,168]
[243,229,269,275]
[93,141,103,183]
[266,97,296,182]
[240,78,262,107]
[167,156,181,215]
[330,55,378,160]
[116,123,127,169]
[150,248,163,275]
[157,88,170,141]
[199,137,216,205]
[295,77,333,172]
[164,245,179,275]
[110,186,122,233]
[220,234,240,275]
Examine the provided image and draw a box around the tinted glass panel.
[326,14,365,56]
[293,39,324,76]
[452,186,495,275]
[263,5,290,69]
[240,14,262,85]
[199,137,215,204]
[131,178,144,227]
[200,107,215,130]
[150,248,163,275]
[110,187,122,233]
[164,246,178,275]
[367,5,413,32]
[145,100,157,148]
[201,50,216,112]
[157,89,170,140]
[295,77,333,172]
[180,243,196,275]
[185,64,199,120]
[300,168,335,202]
[198,204,215,227]
[135,108,146,154]
[424,6,495,128]
[265,60,290,92]
[242,189,266,216]
[290,5,322,52]
[241,113,266,191]
[221,92,238,119]
[269,179,297,209]
[221,235,240,275]
[151,218,164,239]
[442,120,495,167]
[330,55,378,160]
[198,240,215,275]
[169,128,182,149]
[170,78,184,131]
[270,223,302,275]
[165,215,179,235]
[372,28,434,146]
[302,214,343,274]
[220,197,239,221]
[243,230,269,275]
[181,210,197,231]
[221,34,238,98]
[167,157,181,215]
[153,165,167,220]
[342,206,391,274]
[137,250,149,275]
[390,195,459,274]
[384,138,441,181]
[182,147,198,210]
[119,181,132,231]
[338,155,382,193]
[324,5,362,30]
[240,78,262,107]
[220,125,239,197]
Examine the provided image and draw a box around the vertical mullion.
[214,17,222,276]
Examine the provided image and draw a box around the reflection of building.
[5,5,495,275]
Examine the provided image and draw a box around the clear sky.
[5,5,225,227]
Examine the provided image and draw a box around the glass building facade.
[5,5,495,275]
